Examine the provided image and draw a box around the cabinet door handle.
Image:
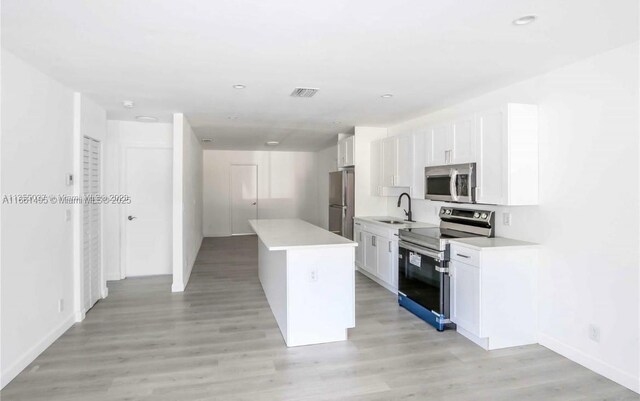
[388,241,392,253]
[372,236,376,247]
[456,253,470,258]
[359,232,363,241]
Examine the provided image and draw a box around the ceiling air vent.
[290,87,319,98]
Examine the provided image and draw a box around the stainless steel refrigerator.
[329,169,355,240]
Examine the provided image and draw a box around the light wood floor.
[2,236,637,400]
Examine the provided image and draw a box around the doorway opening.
[230,164,258,235]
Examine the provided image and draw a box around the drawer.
[449,243,480,266]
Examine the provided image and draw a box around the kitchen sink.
[376,219,406,225]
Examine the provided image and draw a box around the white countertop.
[354,216,437,230]
[450,237,539,251]
[249,219,357,251]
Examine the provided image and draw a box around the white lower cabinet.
[354,225,364,267]
[449,242,538,350]
[376,236,398,289]
[353,218,399,293]
[450,260,480,337]
[363,232,378,276]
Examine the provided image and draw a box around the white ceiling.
[2,0,637,151]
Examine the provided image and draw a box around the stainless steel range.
[397,207,495,331]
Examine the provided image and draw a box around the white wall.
[315,145,338,230]
[1,49,76,387]
[384,43,640,392]
[172,114,203,292]
[203,150,318,236]
[103,120,173,280]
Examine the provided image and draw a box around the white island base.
[250,219,356,347]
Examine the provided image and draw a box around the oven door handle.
[449,169,459,202]
[398,241,443,261]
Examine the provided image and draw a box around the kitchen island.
[249,219,357,347]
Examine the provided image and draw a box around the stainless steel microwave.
[424,163,476,203]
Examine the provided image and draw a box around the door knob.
[128,215,136,221]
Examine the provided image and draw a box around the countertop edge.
[354,216,437,229]
[268,243,358,251]
[249,218,357,250]
[449,238,540,251]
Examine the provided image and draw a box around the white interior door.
[123,147,172,276]
[82,137,102,311]
[230,164,258,235]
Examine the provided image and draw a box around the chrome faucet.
[397,192,414,222]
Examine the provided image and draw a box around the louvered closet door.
[82,137,102,312]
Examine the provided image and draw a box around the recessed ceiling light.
[201,138,213,143]
[512,15,537,26]
[232,84,246,89]
[380,94,393,98]
[123,100,135,108]
[265,141,279,146]
[227,116,239,120]
[135,116,158,122]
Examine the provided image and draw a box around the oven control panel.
[440,207,493,222]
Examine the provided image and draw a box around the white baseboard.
[171,280,185,292]
[539,333,639,393]
[456,326,490,350]
[355,266,398,295]
[74,309,85,322]
[101,286,109,299]
[106,272,122,281]
[1,314,76,389]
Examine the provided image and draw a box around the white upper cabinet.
[371,135,412,195]
[475,104,538,205]
[345,136,355,166]
[381,137,397,187]
[337,135,355,168]
[451,115,476,164]
[396,135,412,187]
[429,123,453,165]
[427,117,475,165]
[411,129,427,199]
[371,103,538,205]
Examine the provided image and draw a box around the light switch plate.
[66,173,74,186]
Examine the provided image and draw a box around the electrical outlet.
[588,324,600,342]
[502,212,512,226]
[58,299,64,313]
[310,268,318,282]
